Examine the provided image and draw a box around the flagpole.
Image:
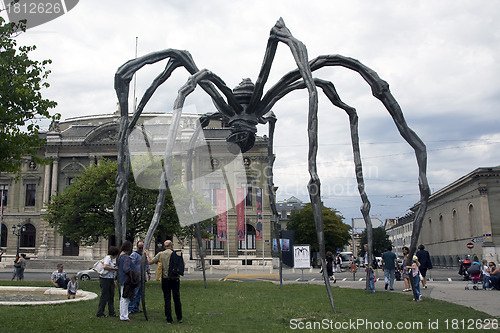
[133,36,138,113]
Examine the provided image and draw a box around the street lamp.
[11,223,26,255]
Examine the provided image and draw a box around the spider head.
[226,79,258,154]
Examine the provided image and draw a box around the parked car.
[76,268,101,280]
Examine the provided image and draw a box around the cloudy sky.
[2,0,499,224]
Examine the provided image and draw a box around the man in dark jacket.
[416,244,433,288]
[146,240,183,324]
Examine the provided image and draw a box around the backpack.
[168,250,185,278]
[93,259,106,276]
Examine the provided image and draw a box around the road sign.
[471,237,484,243]
[466,242,474,249]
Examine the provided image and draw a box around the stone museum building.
[386,166,500,266]
[0,110,275,266]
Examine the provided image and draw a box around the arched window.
[0,223,7,247]
[20,223,36,248]
[452,209,458,239]
[439,214,444,241]
[468,204,476,237]
[239,224,256,250]
[428,218,432,244]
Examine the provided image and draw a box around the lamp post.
[12,223,26,255]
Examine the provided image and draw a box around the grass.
[0,279,496,332]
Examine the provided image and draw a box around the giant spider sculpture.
[114,18,430,315]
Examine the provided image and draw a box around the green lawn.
[0,280,496,332]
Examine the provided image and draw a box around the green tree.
[0,17,59,174]
[358,227,392,257]
[45,159,182,245]
[287,203,351,253]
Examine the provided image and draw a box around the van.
[339,252,353,269]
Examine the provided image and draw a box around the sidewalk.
[287,278,500,318]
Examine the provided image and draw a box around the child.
[67,275,78,299]
[481,259,491,290]
[406,255,422,301]
[368,263,376,293]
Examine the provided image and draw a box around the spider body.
[226,78,258,154]
[114,18,430,314]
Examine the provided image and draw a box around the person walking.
[381,245,398,291]
[416,244,432,288]
[17,254,26,280]
[96,246,119,318]
[146,240,183,324]
[325,251,336,283]
[11,254,20,280]
[128,241,150,314]
[118,240,133,322]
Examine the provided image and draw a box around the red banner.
[236,188,245,241]
[216,189,227,242]
[256,188,263,241]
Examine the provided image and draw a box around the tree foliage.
[0,17,59,174]
[45,159,183,245]
[358,227,392,257]
[286,203,351,253]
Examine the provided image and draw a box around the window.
[0,185,7,207]
[238,224,256,250]
[209,183,220,206]
[245,185,253,207]
[0,224,6,247]
[25,184,36,206]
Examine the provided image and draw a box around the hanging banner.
[256,188,263,241]
[236,188,245,241]
[216,189,227,242]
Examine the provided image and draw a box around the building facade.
[387,167,500,266]
[0,111,275,266]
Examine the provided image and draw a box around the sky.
[2,0,499,225]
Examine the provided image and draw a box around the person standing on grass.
[146,240,183,324]
[118,240,133,322]
[416,244,432,288]
[381,245,398,290]
[97,246,119,318]
[407,255,422,301]
[128,241,150,314]
[401,247,411,292]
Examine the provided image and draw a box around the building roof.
[351,217,384,230]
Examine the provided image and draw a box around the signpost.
[293,245,310,282]
[467,242,474,249]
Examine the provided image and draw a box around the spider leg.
[143,69,241,278]
[251,18,333,312]
[261,77,376,290]
[259,112,283,288]
[187,112,222,289]
[115,49,237,244]
[263,54,430,299]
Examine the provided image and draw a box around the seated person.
[487,262,500,290]
[51,263,70,289]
